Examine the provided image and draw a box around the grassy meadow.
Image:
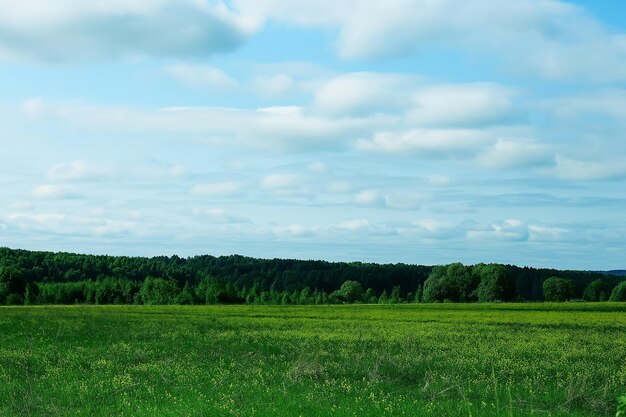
[1,303,625,416]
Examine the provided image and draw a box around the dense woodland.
[0,247,624,305]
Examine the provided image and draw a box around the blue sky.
[1,0,625,270]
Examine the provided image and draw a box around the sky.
[1,0,625,270]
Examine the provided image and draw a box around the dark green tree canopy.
[543,277,575,302]
[0,247,623,305]
[583,279,606,302]
[474,263,516,302]
[609,281,626,302]
[423,263,477,302]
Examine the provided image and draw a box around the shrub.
[543,277,575,302]
[609,281,626,302]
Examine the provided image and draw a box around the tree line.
[0,247,624,305]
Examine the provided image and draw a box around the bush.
[474,263,516,302]
[423,263,476,302]
[543,277,575,302]
[5,293,24,305]
[609,281,626,302]
[583,279,607,301]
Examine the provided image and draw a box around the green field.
[1,304,625,416]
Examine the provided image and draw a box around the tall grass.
[0,303,624,416]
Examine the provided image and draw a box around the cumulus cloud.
[312,72,414,117]
[33,101,373,152]
[407,83,517,127]
[477,139,554,170]
[467,219,529,241]
[165,64,238,89]
[354,190,382,206]
[355,128,490,156]
[260,173,299,190]
[528,224,569,241]
[234,0,626,82]
[0,0,257,61]
[337,219,371,231]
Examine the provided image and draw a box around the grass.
[1,303,625,416]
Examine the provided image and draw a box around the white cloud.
[356,128,489,156]
[191,181,241,197]
[552,156,626,181]
[93,220,136,236]
[405,219,462,239]
[5,211,136,236]
[20,97,44,116]
[327,181,351,193]
[528,224,569,241]
[337,219,371,231]
[467,219,529,241]
[426,174,451,186]
[354,190,382,206]
[252,74,295,96]
[408,83,517,127]
[0,0,258,61]
[260,173,298,190]
[234,0,626,82]
[31,184,83,199]
[191,207,250,224]
[46,160,113,181]
[6,212,67,225]
[272,224,318,237]
[384,192,426,210]
[312,72,413,117]
[548,89,626,121]
[35,101,374,152]
[165,64,238,89]
[477,139,554,170]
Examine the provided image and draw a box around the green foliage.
[0,247,621,305]
[0,266,26,304]
[390,285,401,303]
[415,284,423,303]
[543,277,575,302]
[24,282,39,305]
[474,263,516,302]
[423,263,477,302]
[583,279,607,301]
[617,394,626,417]
[337,280,364,303]
[176,282,196,305]
[609,281,626,302]
[137,277,179,305]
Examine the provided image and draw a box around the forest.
[0,247,624,305]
